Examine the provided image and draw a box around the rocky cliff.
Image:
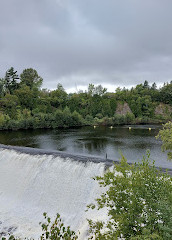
[115,102,132,115]
[155,103,172,117]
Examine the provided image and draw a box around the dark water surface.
[0,125,171,168]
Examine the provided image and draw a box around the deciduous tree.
[20,68,43,89]
[87,153,172,239]
[156,121,172,160]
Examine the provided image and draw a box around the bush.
[4,213,78,240]
[113,114,125,125]
[53,109,64,128]
[156,121,172,160]
[0,113,10,129]
[125,112,135,124]
[71,111,83,126]
[40,213,78,240]
[87,152,172,239]
[85,114,94,125]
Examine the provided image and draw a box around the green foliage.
[3,213,78,240]
[0,113,10,128]
[0,67,171,130]
[15,85,39,110]
[50,84,67,109]
[0,78,5,96]
[40,213,78,240]
[156,121,172,160]
[89,95,103,117]
[85,114,94,125]
[125,112,135,124]
[87,153,172,239]
[88,84,107,96]
[71,111,83,126]
[159,82,172,105]
[113,113,135,125]
[4,67,19,94]
[0,94,20,119]
[20,68,43,89]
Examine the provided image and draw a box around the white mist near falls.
[0,148,107,239]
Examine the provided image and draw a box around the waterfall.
[0,147,108,239]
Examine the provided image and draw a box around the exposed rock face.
[115,102,132,115]
[155,103,172,116]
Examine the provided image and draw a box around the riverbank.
[0,111,170,131]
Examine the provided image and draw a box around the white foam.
[0,148,107,239]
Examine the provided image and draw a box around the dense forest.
[0,67,172,130]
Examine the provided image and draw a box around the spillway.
[0,145,111,239]
[1,145,171,239]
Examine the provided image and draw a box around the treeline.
[0,67,172,130]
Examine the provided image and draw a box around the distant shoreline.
[0,117,169,132]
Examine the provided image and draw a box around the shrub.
[156,121,172,160]
[87,152,172,239]
[4,213,78,240]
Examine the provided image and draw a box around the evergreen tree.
[4,67,19,94]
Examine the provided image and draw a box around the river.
[0,125,171,168]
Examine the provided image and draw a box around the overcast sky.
[1,0,172,92]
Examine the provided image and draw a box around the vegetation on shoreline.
[0,67,172,130]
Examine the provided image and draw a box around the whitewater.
[0,145,112,239]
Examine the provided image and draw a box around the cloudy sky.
[1,0,172,92]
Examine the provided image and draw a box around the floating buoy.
[110,126,113,129]
[149,128,151,131]
[129,127,131,130]
[94,125,96,129]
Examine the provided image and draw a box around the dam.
[0,144,171,239]
[0,145,111,239]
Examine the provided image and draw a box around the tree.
[0,78,5,96]
[87,153,172,239]
[88,84,95,96]
[89,95,103,117]
[15,85,39,110]
[143,80,149,89]
[151,82,157,90]
[50,84,67,109]
[94,85,107,96]
[0,94,20,119]
[156,121,172,160]
[4,67,19,94]
[159,82,172,105]
[88,84,107,96]
[20,68,43,89]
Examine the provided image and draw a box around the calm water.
[0,125,171,168]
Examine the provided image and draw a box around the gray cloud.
[1,0,172,91]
